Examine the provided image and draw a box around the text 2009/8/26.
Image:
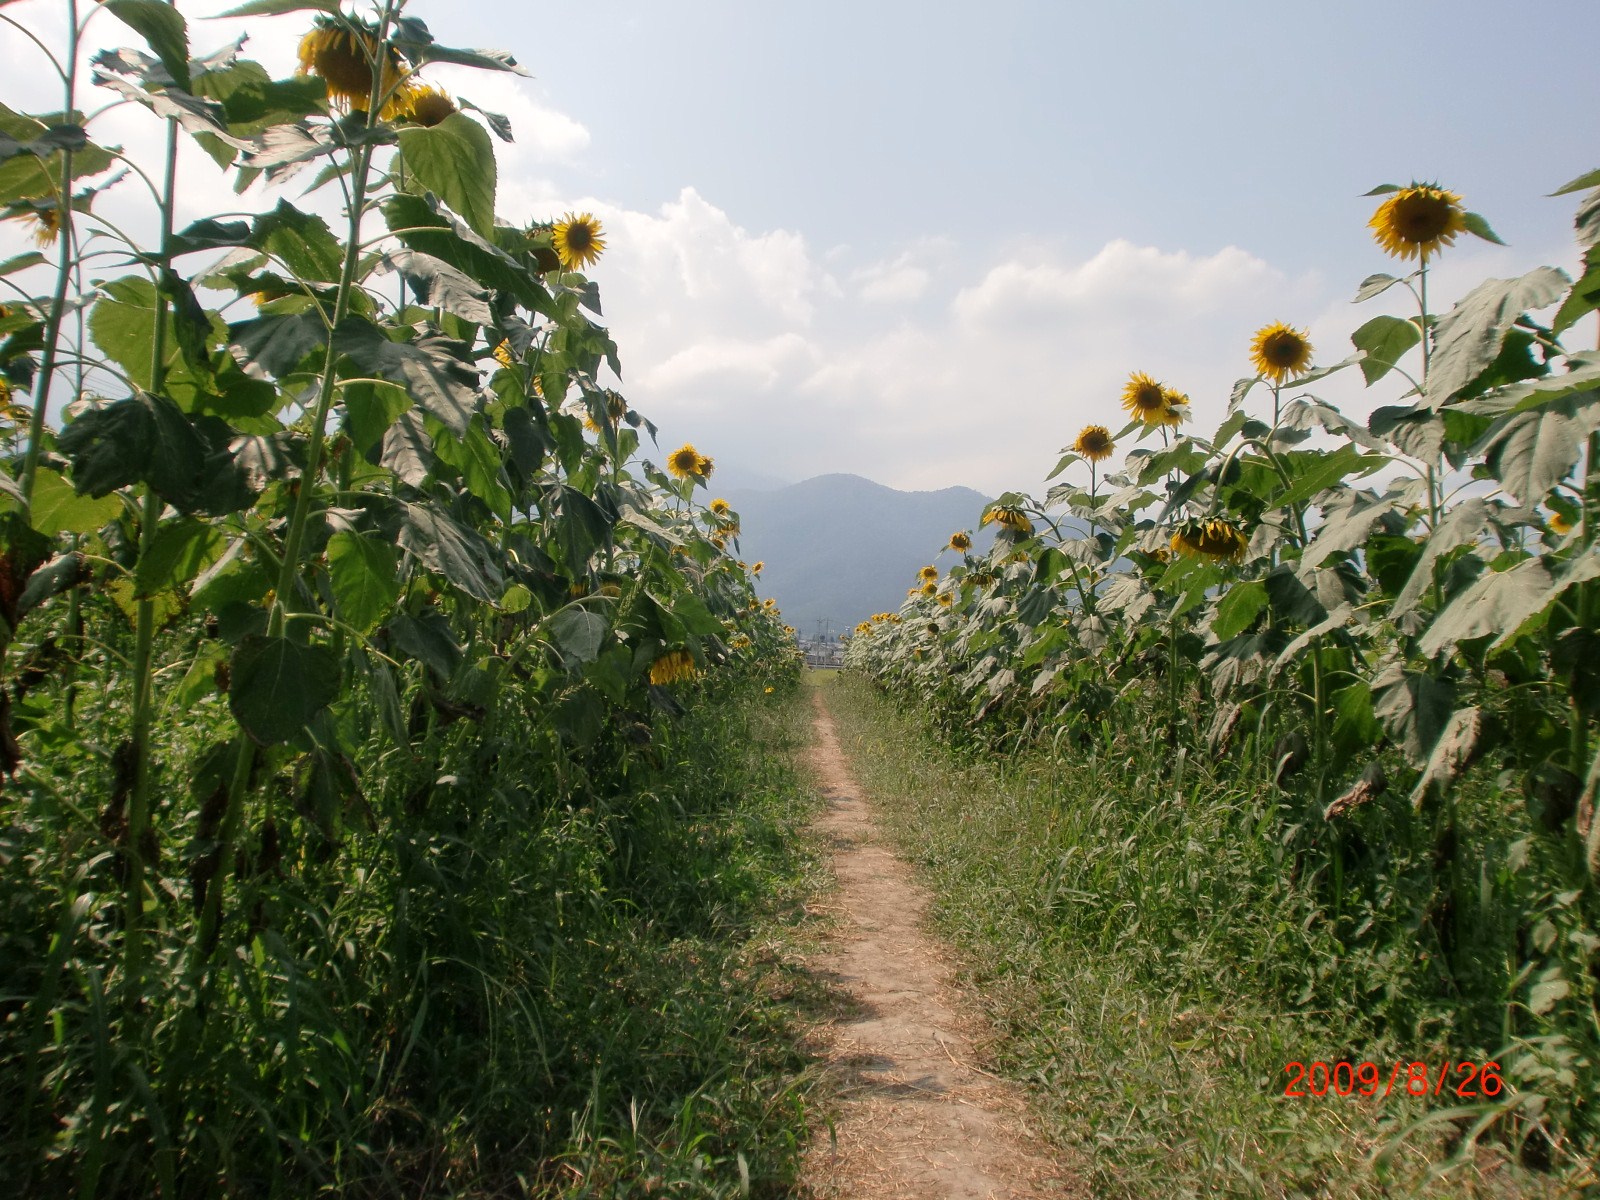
[1282,1061,1505,1099]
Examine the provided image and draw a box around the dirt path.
[800,686,1080,1200]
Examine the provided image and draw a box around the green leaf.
[1425,267,1570,405]
[549,608,607,664]
[134,517,223,597]
[1391,498,1493,616]
[399,500,503,603]
[1372,663,1456,767]
[386,609,459,681]
[397,113,496,237]
[229,635,339,744]
[1351,314,1421,385]
[1461,211,1505,246]
[383,194,550,315]
[1353,272,1403,302]
[1553,244,1600,335]
[250,200,345,283]
[1417,559,1555,658]
[56,391,209,506]
[1482,396,1600,505]
[334,317,477,436]
[671,591,724,638]
[1551,168,1600,197]
[500,583,531,613]
[1274,445,1386,510]
[0,104,116,204]
[1211,578,1267,640]
[326,531,400,633]
[89,275,214,395]
[103,0,191,90]
[555,485,611,571]
[343,379,410,453]
[29,466,120,535]
[432,417,511,520]
[227,309,327,378]
[378,409,433,486]
[382,248,493,324]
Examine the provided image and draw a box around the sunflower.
[667,443,704,479]
[492,339,516,368]
[1249,322,1313,384]
[1157,388,1189,427]
[921,581,938,596]
[731,634,752,649]
[936,592,953,607]
[297,19,409,117]
[552,212,606,271]
[649,649,697,686]
[1550,511,1575,535]
[918,565,939,583]
[981,503,1034,537]
[751,561,764,574]
[402,83,456,127]
[1120,372,1168,424]
[1170,517,1250,563]
[1368,184,1466,262]
[856,621,873,635]
[948,531,971,552]
[709,498,731,517]
[1073,424,1114,462]
[695,453,715,480]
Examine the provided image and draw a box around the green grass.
[823,673,1586,1200]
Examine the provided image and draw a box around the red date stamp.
[1283,1061,1505,1099]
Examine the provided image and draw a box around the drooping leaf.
[549,608,607,664]
[385,609,460,681]
[334,317,477,435]
[398,500,502,603]
[378,408,432,486]
[1417,558,1555,658]
[383,194,549,314]
[432,417,511,519]
[1210,578,1267,640]
[102,0,191,89]
[29,466,121,535]
[381,248,494,325]
[1481,396,1600,504]
[1371,662,1456,767]
[229,635,339,744]
[1391,498,1493,616]
[1409,706,1487,809]
[227,309,327,378]
[56,390,209,506]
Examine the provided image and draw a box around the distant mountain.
[719,473,993,638]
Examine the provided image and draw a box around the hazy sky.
[5,0,1596,495]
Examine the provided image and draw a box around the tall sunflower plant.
[0,2,794,1188]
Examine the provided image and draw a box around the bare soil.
[800,687,1084,1199]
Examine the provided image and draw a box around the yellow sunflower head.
[981,503,1034,537]
[552,212,606,271]
[648,649,697,686]
[492,339,515,369]
[936,592,953,607]
[921,581,938,596]
[1368,184,1466,262]
[297,18,409,116]
[1549,510,1575,536]
[1249,322,1314,384]
[694,453,715,480]
[918,565,939,583]
[1156,388,1189,428]
[401,83,456,127]
[751,560,764,574]
[1073,424,1115,462]
[667,443,703,479]
[1170,517,1249,564]
[1120,372,1166,420]
[948,531,971,552]
[709,497,731,516]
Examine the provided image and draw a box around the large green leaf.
[326,531,401,633]
[88,275,214,395]
[379,409,433,486]
[334,317,477,435]
[1409,706,1487,810]
[1481,396,1600,504]
[1210,579,1267,640]
[549,608,608,664]
[1425,267,1569,405]
[386,609,460,681]
[397,113,496,237]
[29,466,120,535]
[1417,558,1554,658]
[56,391,208,505]
[228,309,327,378]
[1371,663,1456,767]
[432,417,511,519]
[229,636,339,744]
[382,248,494,325]
[134,517,224,597]
[1351,314,1421,385]
[0,104,116,204]
[383,194,549,314]
[1391,498,1493,616]
[399,500,502,603]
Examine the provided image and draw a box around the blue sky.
[5,0,1597,495]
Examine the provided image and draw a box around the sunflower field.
[0,1,810,1195]
[845,178,1600,1176]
